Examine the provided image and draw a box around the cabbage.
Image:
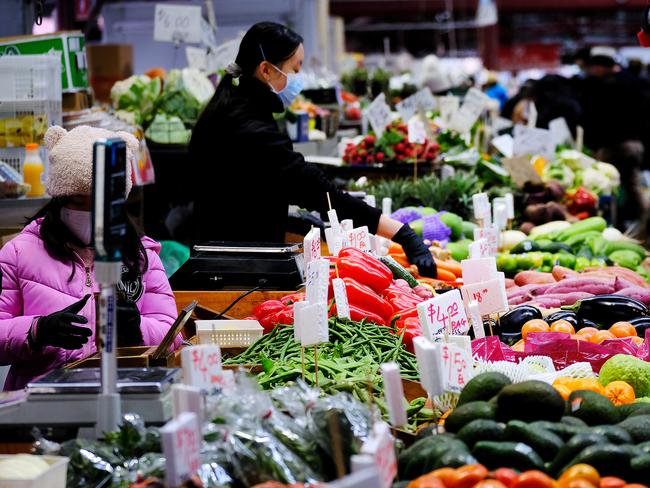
[157,68,215,125]
[556,149,595,171]
[145,113,191,145]
[110,75,161,125]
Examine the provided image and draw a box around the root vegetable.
[514,271,556,286]
[552,266,578,281]
[615,287,650,305]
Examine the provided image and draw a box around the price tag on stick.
[440,342,473,393]
[332,278,351,319]
[360,422,397,488]
[413,337,444,397]
[468,300,485,339]
[472,192,491,220]
[303,228,321,268]
[346,226,372,253]
[416,289,469,339]
[181,345,226,393]
[469,239,489,260]
[295,301,329,347]
[172,384,202,421]
[461,256,498,284]
[473,226,500,256]
[448,88,489,134]
[160,412,201,487]
[380,363,408,428]
[504,193,515,220]
[461,277,509,316]
[306,259,330,305]
[366,93,393,138]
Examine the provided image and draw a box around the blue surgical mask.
[269,64,304,108]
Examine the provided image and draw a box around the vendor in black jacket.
[190,22,436,278]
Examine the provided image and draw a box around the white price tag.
[366,93,393,138]
[306,259,330,305]
[293,301,308,342]
[295,301,328,347]
[504,193,515,219]
[513,124,555,161]
[328,209,341,233]
[364,195,376,208]
[493,201,508,230]
[407,117,427,144]
[360,422,397,488]
[491,134,514,158]
[448,88,489,134]
[472,192,491,220]
[181,345,228,393]
[172,384,202,421]
[346,226,372,253]
[325,227,344,256]
[468,300,485,339]
[380,363,408,428]
[382,197,392,215]
[396,88,437,122]
[461,256,498,284]
[160,412,201,487]
[438,96,460,126]
[303,228,321,268]
[185,46,207,71]
[413,337,444,397]
[502,155,543,187]
[432,333,471,357]
[469,239,490,260]
[461,277,509,316]
[440,342,473,393]
[473,225,499,256]
[416,289,469,339]
[527,101,538,128]
[549,117,573,147]
[332,278,351,319]
[441,164,455,179]
[341,219,354,232]
[154,4,202,44]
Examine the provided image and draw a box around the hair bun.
[225,62,243,78]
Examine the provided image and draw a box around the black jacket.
[189,76,381,243]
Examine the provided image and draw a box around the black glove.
[117,299,143,347]
[392,224,438,278]
[31,295,92,350]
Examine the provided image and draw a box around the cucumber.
[472,441,544,471]
[504,420,564,461]
[548,432,608,476]
[379,256,419,288]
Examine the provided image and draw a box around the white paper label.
[303,228,321,269]
[440,342,473,393]
[341,219,354,232]
[576,125,584,152]
[293,301,308,342]
[502,154,543,187]
[332,278,351,319]
[346,226,372,253]
[432,333,472,357]
[472,192,491,220]
[469,238,490,260]
[172,384,202,421]
[306,259,330,305]
[461,256,498,284]
[380,362,408,428]
[441,164,455,179]
[417,289,469,339]
[185,46,207,71]
[181,345,228,393]
[366,93,393,138]
[325,227,343,256]
[360,422,397,488]
[448,88,489,134]
[407,117,427,144]
[364,195,376,208]
[527,101,538,128]
[504,193,515,219]
[295,301,329,347]
[549,117,573,147]
[396,88,437,122]
[473,225,499,256]
[513,124,555,161]
[413,337,444,397]
[461,276,509,316]
[438,96,460,126]
[468,300,485,339]
[154,4,202,44]
[382,197,392,215]
[491,134,514,158]
[160,412,201,487]
[493,201,508,230]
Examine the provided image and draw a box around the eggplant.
[565,294,650,326]
[629,316,650,336]
[580,317,601,329]
[545,310,580,327]
[500,305,542,333]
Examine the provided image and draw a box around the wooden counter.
[174,289,298,319]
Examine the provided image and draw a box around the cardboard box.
[0,31,87,92]
[62,91,91,112]
[86,44,133,103]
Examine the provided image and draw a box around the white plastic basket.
[0,455,68,488]
[196,320,263,348]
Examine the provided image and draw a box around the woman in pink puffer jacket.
[0,125,181,391]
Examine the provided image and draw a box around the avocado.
[617,402,650,419]
[590,425,633,444]
[564,444,634,479]
[504,420,564,461]
[630,453,650,482]
[567,390,620,425]
[548,432,609,476]
[497,380,565,422]
[446,240,471,262]
[444,401,497,433]
[409,219,424,237]
[561,416,588,427]
[456,419,505,448]
[530,421,586,441]
[457,372,512,406]
[434,448,477,469]
[617,415,650,443]
[461,221,477,239]
[438,212,463,240]
[398,435,467,479]
[472,441,544,471]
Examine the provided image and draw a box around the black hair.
[27,197,148,282]
[211,22,303,111]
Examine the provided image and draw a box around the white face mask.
[60,207,92,246]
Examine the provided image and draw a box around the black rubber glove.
[117,299,144,347]
[392,224,438,278]
[31,295,92,350]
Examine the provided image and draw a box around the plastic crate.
[196,320,263,348]
[0,55,61,101]
[0,455,68,488]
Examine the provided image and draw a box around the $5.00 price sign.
[440,342,473,393]
[416,289,469,340]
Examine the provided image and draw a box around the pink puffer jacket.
[0,219,181,391]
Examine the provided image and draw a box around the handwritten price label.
[473,225,499,256]
[438,96,460,127]
[366,93,393,138]
[416,290,469,340]
[332,278,351,319]
[160,412,201,486]
[154,4,201,44]
[461,276,509,316]
[440,342,473,393]
[181,345,226,392]
[346,226,372,253]
[303,227,321,269]
[361,422,397,488]
[306,258,330,304]
[413,337,444,397]
[407,117,426,144]
[469,238,489,260]
[448,88,489,135]
[513,124,555,161]
[396,88,437,122]
[295,301,328,346]
[472,192,491,220]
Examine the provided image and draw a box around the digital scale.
[169,242,305,291]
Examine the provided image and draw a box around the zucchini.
[380,255,419,288]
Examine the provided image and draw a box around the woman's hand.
[117,299,143,347]
[30,295,92,350]
[390,223,438,279]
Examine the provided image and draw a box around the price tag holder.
[448,88,489,134]
[303,228,321,268]
[380,362,408,428]
[468,300,485,339]
[440,342,473,393]
[171,384,202,421]
[360,422,397,488]
[513,124,555,161]
[416,289,469,339]
[461,256,498,285]
[502,155,543,187]
[366,93,393,138]
[461,277,509,316]
[181,345,228,393]
[154,4,202,44]
[472,192,491,220]
[306,258,330,305]
[160,412,201,487]
[469,238,489,260]
[328,209,341,233]
[413,337,444,397]
[549,117,574,147]
[346,226,372,253]
[438,96,460,127]
[332,278,351,319]
[473,225,499,256]
[407,117,427,144]
[295,301,328,347]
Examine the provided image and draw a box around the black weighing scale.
[169,242,305,290]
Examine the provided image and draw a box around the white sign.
[181,345,227,392]
[468,300,485,339]
[303,228,321,268]
[380,363,408,428]
[325,228,343,256]
[472,192,491,220]
[440,342,473,393]
[527,101,538,128]
[346,226,373,253]
[504,193,514,219]
[493,201,508,230]
[549,117,573,147]
[364,195,376,208]
[328,209,341,233]
[172,384,202,421]
[473,225,499,256]
[513,124,555,161]
[417,289,469,339]
[295,301,329,346]
[366,93,393,138]
[382,197,392,215]
[448,88,489,134]
[306,259,330,305]
[154,4,202,44]
[438,96,460,126]
[360,422,397,488]
[407,117,427,144]
[491,134,514,158]
[185,46,208,71]
[332,278,351,320]
[461,256,498,284]
[441,164,455,179]
[413,337,444,397]
[160,412,201,487]
[469,238,490,260]
[502,154,543,187]
[396,88,437,122]
[461,276,509,316]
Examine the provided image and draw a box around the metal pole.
[444,0,457,55]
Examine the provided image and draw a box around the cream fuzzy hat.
[44,125,139,198]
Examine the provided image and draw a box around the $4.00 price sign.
[416,289,469,340]
[160,412,201,486]
[440,342,473,393]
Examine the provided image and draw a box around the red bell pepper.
[383,284,424,313]
[273,306,294,326]
[341,277,394,322]
[337,247,392,293]
[332,303,387,326]
[394,317,422,353]
[253,300,285,319]
[280,293,305,306]
[390,306,419,325]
